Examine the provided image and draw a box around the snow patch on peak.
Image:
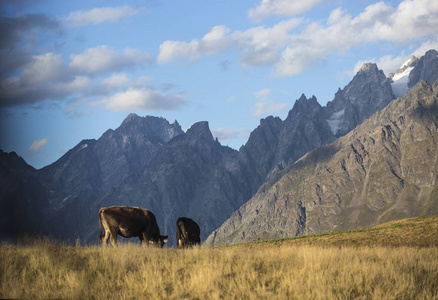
[391,66,413,98]
[392,66,413,82]
[327,109,345,135]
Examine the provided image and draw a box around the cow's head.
[150,235,168,248]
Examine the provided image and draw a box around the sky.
[1,0,438,169]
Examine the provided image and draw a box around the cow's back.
[102,206,158,237]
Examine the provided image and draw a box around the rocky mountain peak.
[207,79,438,246]
[354,62,386,84]
[0,150,35,173]
[325,61,394,136]
[289,94,320,116]
[408,49,438,89]
[185,121,214,142]
[359,62,378,72]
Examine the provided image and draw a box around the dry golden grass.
[1,216,437,299]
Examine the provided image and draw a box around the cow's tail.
[99,208,104,241]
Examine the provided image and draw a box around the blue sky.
[1,0,437,169]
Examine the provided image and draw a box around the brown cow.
[176,217,201,249]
[99,206,168,248]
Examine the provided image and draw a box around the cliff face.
[325,63,395,137]
[207,81,438,246]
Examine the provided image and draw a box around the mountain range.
[1,49,437,246]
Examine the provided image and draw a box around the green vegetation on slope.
[229,215,438,248]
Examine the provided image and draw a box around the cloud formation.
[252,88,288,117]
[157,25,232,63]
[158,0,438,77]
[69,46,151,74]
[0,13,62,75]
[0,45,180,113]
[211,127,250,143]
[248,0,324,22]
[158,19,301,66]
[99,87,187,112]
[28,138,49,152]
[66,6,146,27]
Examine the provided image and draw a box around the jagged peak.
[260,115,282,126]
[359,62,378,72]
[348,62,387,89]
[291,94,320,113]
[122,112,140,123]
[425,49,438,58]
[185,121,214,141]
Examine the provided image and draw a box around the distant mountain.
[206,80,438,246]
[1,49,437,246]
[389,49,438,97]
[325,63,395,137]
[85,121,253,245]
[241,62,395,185]
[0,151,48,240]
[39,114,183,211]
[88,60,399,246]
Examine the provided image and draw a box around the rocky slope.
[240,62,395,186]
[206,80,438,246]
[1,50,437,245]
[0,151,49,240]
[82,122,252,245]
[39,114,183,211]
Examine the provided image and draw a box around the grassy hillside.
[231,215,438,249]
[1,216,437,299]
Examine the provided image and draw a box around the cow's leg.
[139,235,149,248]
[141,232,150,248]
[109,228,118,247]
[101,222,111,247]
[102,230,110,247]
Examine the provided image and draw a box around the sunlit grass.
[1,216,437,299]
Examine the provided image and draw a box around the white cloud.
[158,19,301,66]
[252,88,287,117]
[253,88,271,99]
[0,52,90,106]
[69,46,151,74]
[20,52,66,85]
[350,39,438,78]
[28,138,49,152]
[157,25,232,63]
[234,18,301,66]
[66,6,146,27]
[412,38,438,57]
[275,0,438,76]
[212,127,250,142]
[157,0,438,78]
[100,87,187,112]
[249,0,324,22]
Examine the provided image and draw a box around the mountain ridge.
[1,49,437,246]
[206,80,438,246]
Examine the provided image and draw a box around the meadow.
[1,216,437,299]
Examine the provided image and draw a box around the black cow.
[176,217,201,249]
[99,206,168,248]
